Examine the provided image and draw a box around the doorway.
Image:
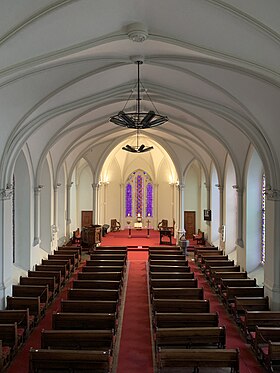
[184,211,196,239]
[81,210,93,227]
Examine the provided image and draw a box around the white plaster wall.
[77,167,93,227]
[40,160,52,252]
[185,164,199,229]
[14,151,31,270]
[211,166,220,244]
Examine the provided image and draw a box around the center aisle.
[117,251,154,373]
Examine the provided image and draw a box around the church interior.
[0,1,280,372]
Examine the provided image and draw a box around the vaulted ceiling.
[1,0,280,189]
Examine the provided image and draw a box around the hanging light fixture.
[110,58,168,153]
[122,127,154,153]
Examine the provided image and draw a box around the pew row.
[157,348,240,373]
[29,348,111,373]
[155,326,226,350]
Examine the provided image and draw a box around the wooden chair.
[110,219,121,232]
[158,219,168,230]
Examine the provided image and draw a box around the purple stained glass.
[136,175,143,216]
[146,183,153,217]
[125,183,132,217]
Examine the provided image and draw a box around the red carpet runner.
[117,251,153,373]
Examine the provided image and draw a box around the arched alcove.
[224,155,237,255]
[40,159,52,252]
[246,149,264,275]
[211,165,220,245]
[14,150,31,270]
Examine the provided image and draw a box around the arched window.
[261,174,266,263]
[125,170,153,217]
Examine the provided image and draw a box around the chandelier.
[110,59,168,153]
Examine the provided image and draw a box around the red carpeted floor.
[6,232,268,373]
[117,251,153,373]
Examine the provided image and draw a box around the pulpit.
[81,225,102,247]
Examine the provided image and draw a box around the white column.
[34,186,43,246]
[218,185,224,248]
[234,186,244,247]
[264,189,280,309]
[0,186,13,308]
[177,183,185,241]
[119,183,124,228]
[66,183,72,238]
[92,183,99,225]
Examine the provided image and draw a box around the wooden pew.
[220,278,257,297]
[0,309,30,340]
[194,247,219,261]
[77,271,123,282]
[28,270,62,291]
[82,265,124,274]
[0,323,19,356]
[149,246,181,251]
[203,260,235,277]
[60,300,118,314]
[20,276,57,300]
[149,254,186,261]
[231,296,270,322]
[86,259,125,267]
[262,342,280,373]
[208,266,241,284]
[240,311,280,342]
[52,312,116,331]
[96,245,127,250]
[200,255,228,270]
[149,265,190,273]
[0,340,11,371]
[41,260,70,279]
[150,279,198,288]
[150,272,194,280]
[154,312,219,329]
[41,329,114,351]
[48,253,76,271]
[6,296,43,324]
[195,249,223,263]
[157,348,240,373]
[222,287,264,309]
[35,265,67,286]
[149,259,188,267]
[12,285,49,310]
[72,280,121,290]
[57,246,81,261]
[29,348,111,373]
[211,271,248,290]
[90,253,127,264]
[155,326,226,350]
[35,259,70,283]
[253,326,280,359]
[151,288,204,300]
[54,249,79,267]
[149,250,183,255]
[152,299,210,314]
[67,288,119,301]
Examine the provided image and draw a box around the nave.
[3,231,275,373]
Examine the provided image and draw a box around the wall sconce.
[232,185,239,189]
[38,185,44,189]
[57,183,62,187]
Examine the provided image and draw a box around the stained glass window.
[125,169,153,217]
[125,183,132,217]
[261,174,266,263]
[146,183,153,217]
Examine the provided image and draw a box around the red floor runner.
[117,251,153,373]
[188,259,267,373]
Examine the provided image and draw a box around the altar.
[127,226,152,238]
